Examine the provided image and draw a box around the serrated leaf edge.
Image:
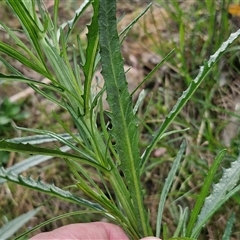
[192,154,240,236]
[0,167,104,211]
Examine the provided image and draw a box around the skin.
[30,222,161,240]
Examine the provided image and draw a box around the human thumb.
[140,237,162,240]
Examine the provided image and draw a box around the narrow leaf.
[59,0,92,41]
[141,29,240,169]
[191,151,240,237]
[0,55,22,75]
[0,145,71,185]
[0,208,40,240]
[0,41,49,77]
[156,140,186,237]
[6,133,73,145]
[83,0,99,115]
[99,0,151,236]
[119,3,152,38]
[0,140,107,172]
[222,213,235,240]
[0,73,62,92]
[173,206,188,238]
[131,49,174,97]
[0,19,43,66]
[15,126,100,167]
[190,183,240,239]
[0,167,104,211]
[186,149,226,236]
[7,0,46,65]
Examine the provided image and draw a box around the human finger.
[30,222,129,240]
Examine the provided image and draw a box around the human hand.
[30,222,161,240]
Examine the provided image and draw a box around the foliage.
[0,0,240,239]
[0,208,40,239]
[0,98,29,133]
[0,98,29,166]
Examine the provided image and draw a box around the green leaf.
[0,116,10,125]
[28,83,66,109]
[173,206,188,238]
[186,149,226,237]
[0,42,49,77]
[7,0,46,65]
[0,55,22,75]
[6,133,73,145]
[0,145,71,185]
[0,73,62,92]
[131,49,175,97]
[59,0,92,41]
[0,208,40,240]
[141,28,240,169]
[191,151,240,238]
[83,0,99,115]
[41,40,79,93]
[0,140,107,173]
[99,0,151,236]
[119,3,152,39]
[0,167,104,211]
[16,126,103,168]
[53,0,60,32]
[222,213,235,240]
[0,19,44,67]
[156,140,186,237]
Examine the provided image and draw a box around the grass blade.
[156,140,186,237]
[141,29,240,169]
[7,0,46,64]
[0,42,49,77]
[119,3,152,38]
[131,49,174,97]
[186,149,226,236]
[0,208,40,240]
[173,206,189,238]
[83,1,99,115]
[222,213,235,240]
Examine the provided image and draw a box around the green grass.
[142,1,240,238]
[1,0,240,239]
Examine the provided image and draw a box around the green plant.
[153,0,236,157]
[0,98,29,166]
[0,98,29,133]
[0,0,240,239]
[0,208,40,239]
